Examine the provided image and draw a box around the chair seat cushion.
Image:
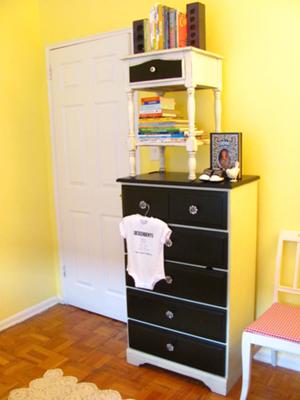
[245,302,300,343]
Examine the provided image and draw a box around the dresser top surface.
[121,46,223,61]
[117,172,259,190]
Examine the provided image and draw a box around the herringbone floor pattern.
[0,305,299,400]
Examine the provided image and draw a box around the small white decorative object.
[226,161,240,182]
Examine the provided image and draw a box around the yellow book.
[156,4,164,50]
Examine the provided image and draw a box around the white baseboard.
[0,296,63,332]
[254,347,300,372]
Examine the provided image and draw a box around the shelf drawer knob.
[165,239,173,248]
[165,310,174,319]
[189,205,198,215]
[149,66,156,73]
[166,343,175,352]
[165,275,173,285]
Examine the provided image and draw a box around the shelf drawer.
[122,185,168,220]
[127,289,226,342]
[169,189,227,229]
[126,261,227,307]
[165,227,228,269]
[129,59,183,83]
[128,320,226,376]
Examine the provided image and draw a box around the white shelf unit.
[122,47,223,180]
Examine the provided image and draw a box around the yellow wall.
[0,0,58,320]
[2,0,299,321]
[38,0,300,316]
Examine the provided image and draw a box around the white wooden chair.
[240,230,300,400]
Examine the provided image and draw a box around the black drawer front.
[122,185,168,220]
[166,227,228,269]
[169,189,227,229]
[129,59,182,82]
[126,261,227,306]
[127,289,226,342]
[128,320,226,376]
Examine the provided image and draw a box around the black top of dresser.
[117,172,259,189]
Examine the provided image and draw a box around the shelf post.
[186,86,197,180]
[214,89,222,132]
[127,89,136,176]
[159,147,165,172]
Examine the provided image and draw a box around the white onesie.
[119,214,172,290]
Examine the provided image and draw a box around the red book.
[139,112,178,118]
[178,13,187,48]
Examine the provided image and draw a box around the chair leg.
[271,349,277,367]
[240,333,253,400]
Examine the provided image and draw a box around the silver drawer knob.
[149,66,156,73]
[166,343,175,352]
[189,205,198,215]
[165,275,173,285]
[165,310,174,319]
[165,239,173,247]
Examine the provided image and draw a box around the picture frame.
[210,132,242,178]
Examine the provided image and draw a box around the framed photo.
[210,132,242,178]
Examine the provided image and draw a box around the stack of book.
[138,96,203,144]
[133,4,187,53]
[133,2,205,53]
[149,4,187,51]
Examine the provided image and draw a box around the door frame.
[46,28,133,302]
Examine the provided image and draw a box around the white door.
[49,31,130,321]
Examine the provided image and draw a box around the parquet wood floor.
[0,305,299,400]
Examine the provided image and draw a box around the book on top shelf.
[178,12,187,47]
[135,3,190,52]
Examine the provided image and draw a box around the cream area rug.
[8,369,135,400]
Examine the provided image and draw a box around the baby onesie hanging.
[119,214,172,290]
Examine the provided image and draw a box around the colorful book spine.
[149,5,157,50]
[169,8,176,48]
[139,112,178,118]
[164,6,170,49]
[138,118,189,123]
[175,10,179,47]
[139,127,183,133]
[140,107,176,114]
[157,4,164,50]
[140,105,175,112]
[178,13,187,47]
[144,19,151,52]
[141,96,175,106]
[138,133,186,138]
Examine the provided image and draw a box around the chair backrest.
[274,230,300,302]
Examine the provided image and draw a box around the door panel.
[50,31,131,321]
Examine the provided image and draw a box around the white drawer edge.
[165,259,228,273]
[168,223,228,233]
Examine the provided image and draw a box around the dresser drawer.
[127,289,226,342]
[129,59,183,83]
[126,261,227,307]
[128,320,226,376]
[122,185,168,219]
[165,227,228,269]
[169,189,227,229]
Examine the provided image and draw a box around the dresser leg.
[127,348,144,366]
[188,151,197,180]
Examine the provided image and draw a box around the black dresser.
[117,172,259,395]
